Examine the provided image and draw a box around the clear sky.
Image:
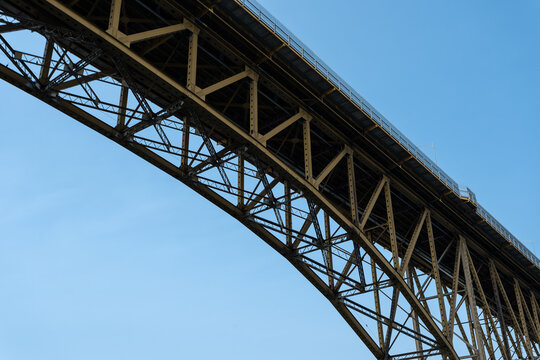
[0,1,539,359]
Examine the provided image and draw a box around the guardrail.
[477,205,540,267]
[235,0,539,268]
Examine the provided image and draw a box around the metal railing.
[235,0,539,268]
[477,205,540,266]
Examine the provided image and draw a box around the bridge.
[0,0,538,358]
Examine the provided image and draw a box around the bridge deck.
[220,0,539,272]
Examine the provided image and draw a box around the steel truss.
[0,1,538,359]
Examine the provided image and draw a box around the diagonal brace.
[124,98,184,136]
[196,66,258,100]
[313,146,350,187]
[118,23,188,47]
[399,208,428,276]
[258,109,311,145]
[189,110,232,190]
[359,175,387,230]
[256,166,284,230]
[45,48,103,91]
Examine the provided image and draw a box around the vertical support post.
[346,149,359,225]
[116,80,128,129]
[323,211,333,288]
[517,287,540,354]
[39,38,54,85]
[181,118,190,168]
[460,236,486,360]
[284,181,292,246]
[371,255,384,348]
[515,279,534,357]
[237,153,244,207]
[530,293,540,343]
[186,28,199,92]
[426,211,448,337]
[467,250,505,358]
[491,260,532,358]
[107,0,122,37]
[489,260,511,360]
[249,76,259,138]
[447,239,461,344]
[353,241,365,289]
[383,180,399,268]
[302,118,312,182]
[407,267,424,358]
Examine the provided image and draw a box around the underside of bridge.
[0,0,538,358]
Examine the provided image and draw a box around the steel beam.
[460,236,486,360]
[399,209,428,276]
[359,176,386,231]
[258,109,309,146]
[118,23,187,46]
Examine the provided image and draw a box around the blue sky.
[0,1,538,359]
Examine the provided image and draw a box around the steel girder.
[0,1,538,359]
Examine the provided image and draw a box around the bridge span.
[0,0,538,358]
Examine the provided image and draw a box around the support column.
[371,256,384,348]
[407,267,424,359]
[346,149,358,225]
[284,181,292,247]
[39,38,54,85]
[426,211,448,337]
[384,180,398,269]
[489,261,511,359]
[530,293,540,343]
[447,240,461,344]
[237,153,244,207]
[491,260,531,358]
[460,236,486,360]
[303,118,312,182]
[515,279,535,357]
[467,251,506,359]
[249,74,259,138]
[107,0,122,37]
[181,118,190,168]
[186,28,199,92]
[116,80,128,129]
[323,211,333,288]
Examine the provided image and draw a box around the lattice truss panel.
[0,3,538,359]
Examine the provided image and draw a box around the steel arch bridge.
[0,0,538,359]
